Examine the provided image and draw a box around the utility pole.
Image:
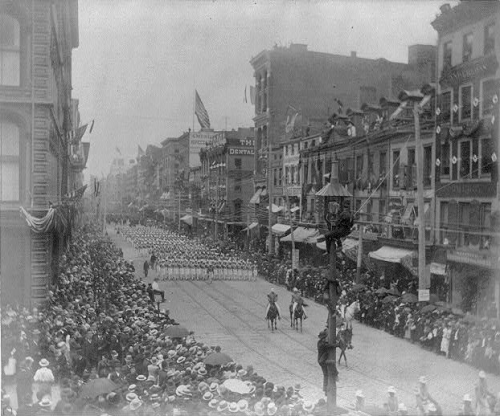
[413,101,430,294]
[268,141,274,255]
[215,166,219,240]
[356,228,363,284]
[284,179,296,269]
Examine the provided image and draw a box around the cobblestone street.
[111,228,500,415]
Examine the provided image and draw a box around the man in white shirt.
[152,277,165,302]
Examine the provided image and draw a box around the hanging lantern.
[472,154,478,163]
[452,156,458,164]
[436,126,441,134]
[435,107,441,116]
[435,158,441,167]
[473,97,479,107]
[492,152,498,162]
[453,104,459,113]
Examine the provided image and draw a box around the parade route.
[110,227,500,415]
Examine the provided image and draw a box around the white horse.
[338,300,360,330]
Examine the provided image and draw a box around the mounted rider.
[291,288,308,320]
[265,288,281,320]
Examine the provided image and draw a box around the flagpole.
[193,90,195,132]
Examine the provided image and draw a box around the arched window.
[0,121,20,201]
[0,14,20,86]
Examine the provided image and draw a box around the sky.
[72,0,454,177]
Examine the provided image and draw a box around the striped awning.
[242,222,259,232]
[249,189,262,204]
[272,223,291,235]
[281,227,320,244]
[369,246,414,263]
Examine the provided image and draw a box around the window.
[0,121,20,201]
[424,146,432,187]
[481,79,497,117]
[441,142,450,177]
[408,148,415,167]
[285,146,289,156]
[459,203,471,246]
[278,168,282,186]
[291,166,296,184]
[443,41,452,71]
[174,149,179,153]
[311,140,315,147]
[356,154,363,178]
[480,203,491,249]
[234,177,241,192]
[285,166,290,185]
[273,169,277,186]
[379,152,387,176]
[485,22,495,55]
[379,199,386,220]
[463,33,473,62]
[234,158,242,169]
[481,138,493,175]
[303,163,308,184]
[304,142,308,149]
[460,85,472,121]
[392,150,400,188]
[440,202,449,244]
[459,140,471,179]
[0,14,20,86]
[440,91,452,123]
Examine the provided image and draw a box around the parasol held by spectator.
[204,352,233,366]
[79,378,118,398]
[164,325,190,338]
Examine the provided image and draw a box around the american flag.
[195,90,211,129]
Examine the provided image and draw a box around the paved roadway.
[111,228,500,415]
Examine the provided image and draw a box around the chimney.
[351,51,357,58]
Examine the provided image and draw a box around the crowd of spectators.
[1,223,331,416]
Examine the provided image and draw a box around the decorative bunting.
[435,107,441,116]
[436,126,441,134]
[492,152,498,162]
[435,158,441,167]
[453,104,459,113]
[472,154,478,163]
[473,97,479,107]
[452,156,458,164]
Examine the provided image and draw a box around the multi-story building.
[0,0,80,306]
[432,1,500,315]
[250,43,436,249]
[199,128,255,238]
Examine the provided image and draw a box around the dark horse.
[266,302,279,332]
[289,302,305,332]
[336,327,353,366]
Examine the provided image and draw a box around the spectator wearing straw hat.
[33,359,54,399]
[384,386,399,416]
[459,394,474,416]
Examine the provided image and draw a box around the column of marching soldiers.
[119,225,257,281]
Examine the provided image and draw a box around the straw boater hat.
[39,359,50,367]
[39,397,52,407]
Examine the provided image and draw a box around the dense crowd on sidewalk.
[1,223,332,416]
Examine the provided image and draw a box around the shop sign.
[447,250,493,268]
[286,186,301,197]
[229,148,254,155]
[418,289,430,302]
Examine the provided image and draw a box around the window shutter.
[448,199,458,244]
[469,200,480,245]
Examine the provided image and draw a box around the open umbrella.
[382,296,397,304]
[402,293,418,303]
[451,307,465,317]
[165,325,190,338]
[386,287,401,296]
[421,304,436,313]
[222,379,251,394]
[204,352,233,366]
[352,283,367,292]
[80,378,118,398]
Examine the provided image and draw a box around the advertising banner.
[189,131,218,167]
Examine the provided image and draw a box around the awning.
[369,246,414,263]
[430,262,447,275]
[260,187,268,196]
[242,222,259,232]
[272,223,291,235]
[249,189,262,204]
[281,227,320,244]
[401,203,414,224]
[290,206,300,213]
[316,237,358,253]
[414,202,431,227]
[267,204,284,213]
[180,215,193,225]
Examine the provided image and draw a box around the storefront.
[447,249,498,317]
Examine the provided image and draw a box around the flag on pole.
[195,90,211,129]
[89,119,95,134]
[244,86,247,103]
[72,124,88,143]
